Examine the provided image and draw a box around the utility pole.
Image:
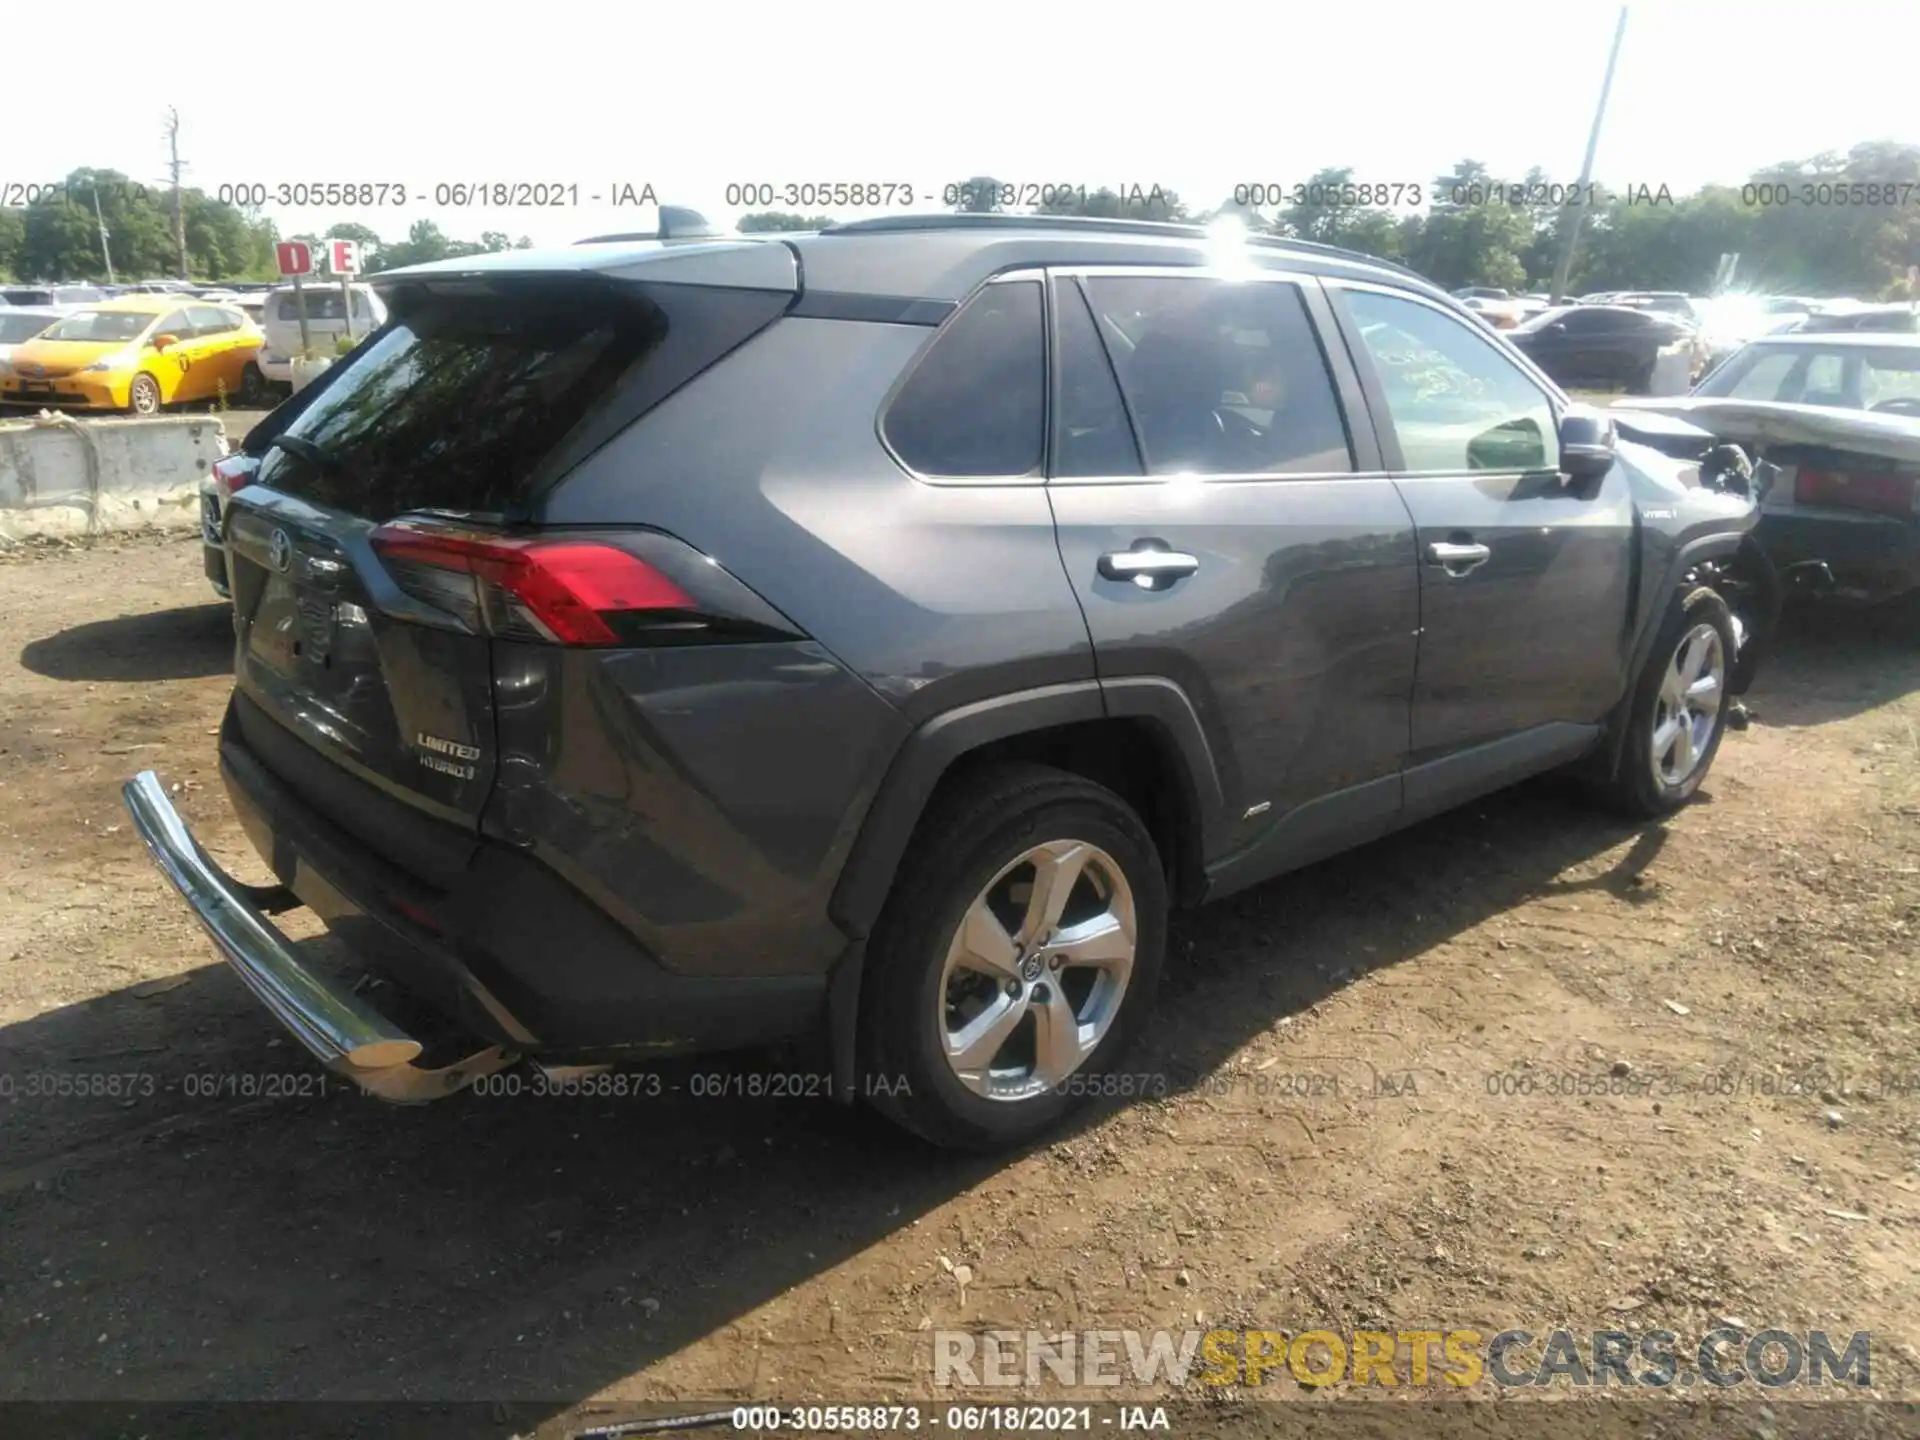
[90,183,116,284]
[1549,6,1628,304]
[165,106,189,280]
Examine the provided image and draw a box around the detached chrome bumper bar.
[122,770,514,1101]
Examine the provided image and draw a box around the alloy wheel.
[938,839,1136,1102]
[1650,621,1725,787]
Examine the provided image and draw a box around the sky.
[12,0,1920,255]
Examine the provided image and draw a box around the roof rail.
[820,212,1429,284]
[575,206,722,245]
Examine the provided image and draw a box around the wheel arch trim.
[1601,530,1747,781]
[822,676,1225,1101]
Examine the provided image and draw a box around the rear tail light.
[1792,467,1920,518]
[369,523,795,648]
[211,453,257,500]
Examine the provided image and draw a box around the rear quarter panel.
[525,316,1098,975]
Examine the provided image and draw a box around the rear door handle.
[1099,547,1200,587]
[1426,541,1491,575]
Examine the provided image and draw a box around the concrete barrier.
[0,412,229,544]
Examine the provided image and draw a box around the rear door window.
[1080,275,1353,476]
[188,305,237,336]
[882,280,1046,479]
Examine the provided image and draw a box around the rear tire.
[860,763,1167,1151]
[1601,587,1738,818]
[238,362,268,407]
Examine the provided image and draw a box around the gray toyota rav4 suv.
[126,214,1777,1149]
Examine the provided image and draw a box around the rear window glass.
[274,290,370,322]
[254,281,787,520]
[4,290,55,306]
[883,281,1046,478]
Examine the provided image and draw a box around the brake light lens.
[369,524,697,647]
[1792,467,1920,518]
[211,453,256,499]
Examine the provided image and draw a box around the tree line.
[7,143,1918,298]
[0,170,533,283]
[742,141,1920,300]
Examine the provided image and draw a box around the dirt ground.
[1,533,1916,1435]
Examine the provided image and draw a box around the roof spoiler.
[575,207,722,245]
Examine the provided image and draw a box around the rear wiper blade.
[264,433,340,472]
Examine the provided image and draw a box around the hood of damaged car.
[1609,398,1920,464]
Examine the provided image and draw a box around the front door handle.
[1426,540,1491,576]
[1099,546,1200,588]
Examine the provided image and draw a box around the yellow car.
[1,295,267,414]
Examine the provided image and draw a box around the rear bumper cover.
[1757,509,1920,601]
[126,693,834,1086]
[121,770,514,1100]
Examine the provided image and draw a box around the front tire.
[1603,587,1737,817]
[860,763,1167,1150]
[127,372,162,416]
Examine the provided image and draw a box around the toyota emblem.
[269,528,293,573]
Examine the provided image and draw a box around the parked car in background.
[123,213,1771,1150]
[0,297,267,414]
[257,283,385,387]
[1607,291,1702,326]
[1615,332,1920,604]
[200,448,258,600]
[1,284,107,311]
[0,306,64,366]
[1457,294,1526,329]
[1508,304,1696,391]
[1788,304,1918,335]
[1694,296,1807,378]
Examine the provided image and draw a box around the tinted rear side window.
[255,280,787,520]
[1082,276,1353,476]
[883,280,1045,478]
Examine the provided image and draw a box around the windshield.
[3,290,55,306]
[0,314,56,344]
[1695,344,1920,410]
[40,310,155,343]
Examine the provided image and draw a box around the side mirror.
[1559,406,1616,482]
[150,333,178,352]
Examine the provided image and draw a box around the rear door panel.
[1044,268,1419,863]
